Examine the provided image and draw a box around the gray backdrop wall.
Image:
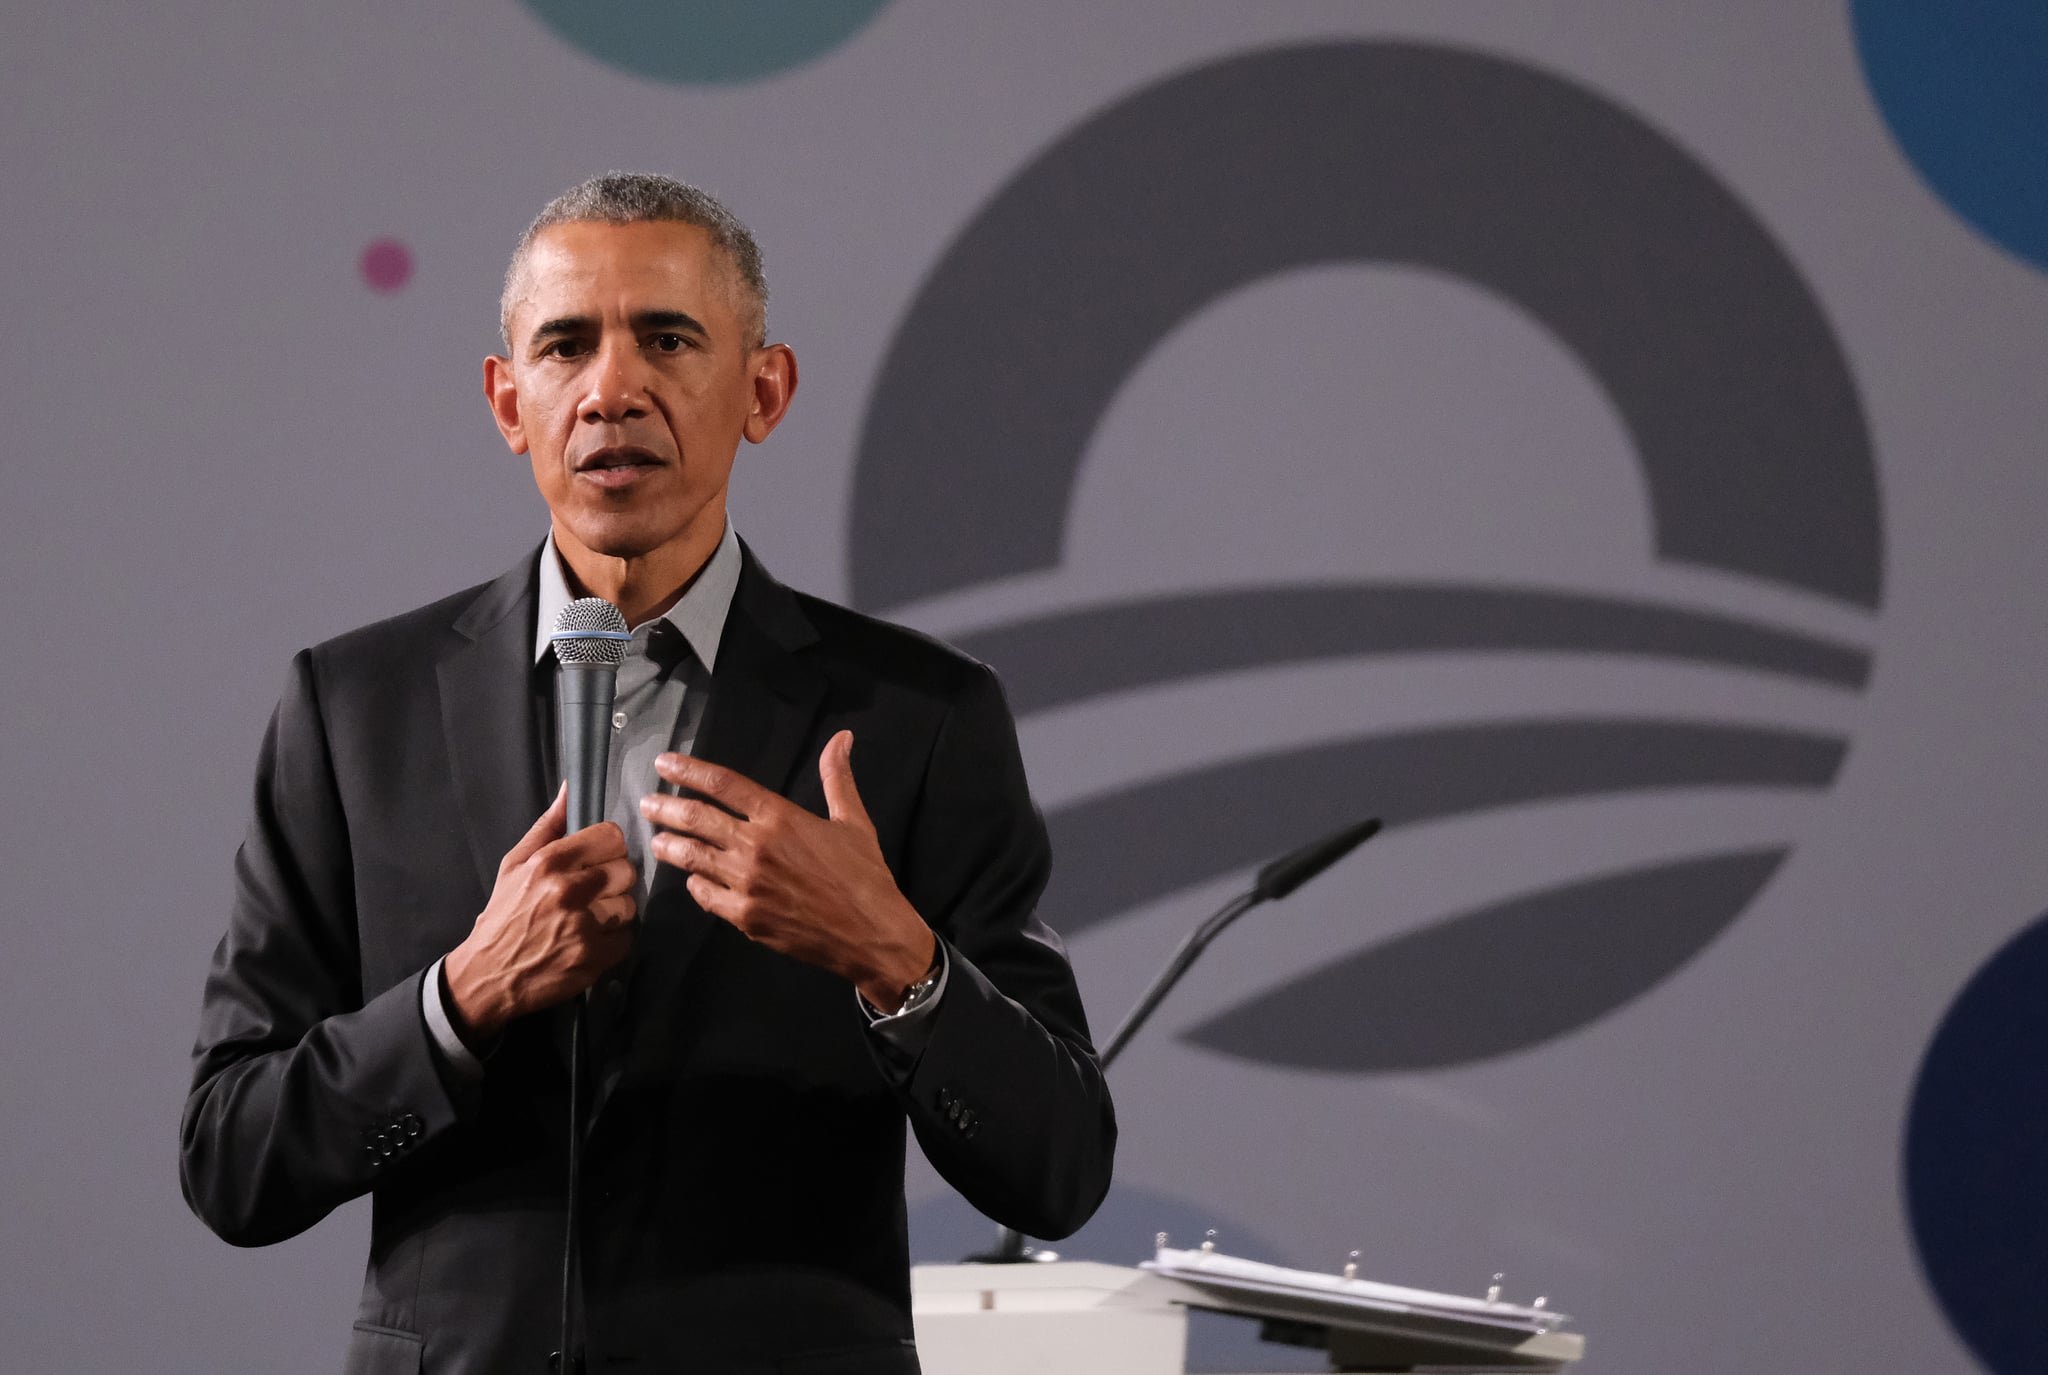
[5,2,2047,1371]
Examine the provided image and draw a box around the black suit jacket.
[180,545,1116,1374]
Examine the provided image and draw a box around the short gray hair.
[499,171,769,349]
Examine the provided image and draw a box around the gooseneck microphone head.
[1252,816,1383,902]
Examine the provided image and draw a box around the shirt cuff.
[859,941,949,1057]
[421,956,485,1081]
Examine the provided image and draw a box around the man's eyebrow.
[529,315,595,344]
[632,309,708,337]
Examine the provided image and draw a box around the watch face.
[897,973,938,1016]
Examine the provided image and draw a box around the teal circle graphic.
[1852,0,2048,273]
[522,0,892,85]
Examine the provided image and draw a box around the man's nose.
[580,341,651,424]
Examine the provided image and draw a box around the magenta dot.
[359,237,414,293]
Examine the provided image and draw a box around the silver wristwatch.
[886,946,945,1017]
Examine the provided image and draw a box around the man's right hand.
[443,785,638,1043]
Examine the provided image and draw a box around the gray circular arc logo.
[849,43,1884,1072]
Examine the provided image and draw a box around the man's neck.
[552,514,725,628]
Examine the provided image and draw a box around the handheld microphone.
[546,596,627,1375]
[551,598,631,831]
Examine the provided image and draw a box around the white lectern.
[912,1244,1584,1374]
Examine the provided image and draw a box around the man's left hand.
[644,730,937,1010]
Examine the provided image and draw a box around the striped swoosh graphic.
[949,583,1863,1070]
[951,581,1872,713]
[1184,850,1788,1072]
[954,581,1875,717]
[1035,719,1843,938]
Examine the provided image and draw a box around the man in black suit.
[179,173,1116,1374]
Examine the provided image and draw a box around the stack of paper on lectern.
[1144,1245,1569,1333]
[1139,1244,1584,1370]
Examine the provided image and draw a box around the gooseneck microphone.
[1098,816,1381,1070]
[548,598,629,1375]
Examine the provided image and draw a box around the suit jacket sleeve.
[882,662,1116,1240]
[179,648,463,1247]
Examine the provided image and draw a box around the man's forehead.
[522,220,722,293]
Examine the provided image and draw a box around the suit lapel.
[436,551,551,906]
[607,545,828,1108]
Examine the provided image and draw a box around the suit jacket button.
[402,1114,423,1137]
[958,1108,977,1132]
[937,1088,956,1111]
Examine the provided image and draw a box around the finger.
[638,793,742,848]
[574,817,630,850]
[582,819,632,858]
[685,871,742,924]
[595,854,638,899]
[540,849,633,910]
[653,754,769,820]
[548,819,630,868]
[818,730,873,832]
[652,831,741,887]
[587,894,638,929]
[502,784,568,871]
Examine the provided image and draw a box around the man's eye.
[542,339,588,359]
[651,333,687,353]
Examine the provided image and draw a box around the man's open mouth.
[576,447,662,473]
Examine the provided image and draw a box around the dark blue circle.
[521,0,892,85]
[1852,0,2048,273]
[1905,908,2048,1372]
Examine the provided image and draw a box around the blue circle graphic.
[1905,909,2048,1372]
[522,0,892,85]
[1852,0,2048,273]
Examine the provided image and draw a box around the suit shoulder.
[311,581,489,663]
[300,563,527,690]
[791,591,997,703]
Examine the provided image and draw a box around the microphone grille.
[551,597,630,668]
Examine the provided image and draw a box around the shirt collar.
[533,520,742,671]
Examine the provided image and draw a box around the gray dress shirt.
[422,522,944,1076]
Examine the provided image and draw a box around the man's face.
[486,219,792,566]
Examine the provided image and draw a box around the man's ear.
[484,353,529,454]
[743,344,798,445]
